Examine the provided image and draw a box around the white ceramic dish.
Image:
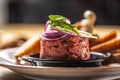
[1,48,120,80]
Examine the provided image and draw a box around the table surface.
[0,24,120,80]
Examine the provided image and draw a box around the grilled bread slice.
[14,35,40,63]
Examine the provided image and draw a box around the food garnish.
[45,15,97,39]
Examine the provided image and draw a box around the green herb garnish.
[47,15,97,39]
[48,15,79,35]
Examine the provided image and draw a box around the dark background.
[8,0,120,25]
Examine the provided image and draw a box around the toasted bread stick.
[112,53,120,63]
[109,47,120,53]
[15,35,40,59]
[90,31,116,47]
[0,40,19,49]
[91,39,120,53]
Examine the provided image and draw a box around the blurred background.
[0,0,120,26]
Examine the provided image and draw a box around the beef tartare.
[40,15,96,61]
[40,32,89,60]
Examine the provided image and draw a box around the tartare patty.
[40,32,89,60]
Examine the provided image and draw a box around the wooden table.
[0,24,120,80]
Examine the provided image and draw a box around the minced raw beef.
[40,33,89,60]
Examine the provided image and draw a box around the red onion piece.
[44,23,48,32]
[66,18,71,24]
[40,31,68,41]
[44,23,51,32]
[44,23,55,32]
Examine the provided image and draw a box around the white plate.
[1,48,120,80]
